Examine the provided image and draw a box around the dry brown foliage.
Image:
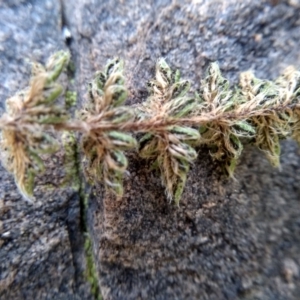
[0,52,299,204]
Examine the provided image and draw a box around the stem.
[56,103,299,134]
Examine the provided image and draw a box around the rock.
[0,1,92,299]
[1,0,300,299]
[63,0,300,299]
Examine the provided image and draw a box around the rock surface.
[0,1,92,299]
[1,0,300,299]
[64,0,300,299]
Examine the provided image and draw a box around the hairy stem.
[54,103,299,134]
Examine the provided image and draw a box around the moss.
[84,234,102,300]
[80,186,102,299]
[65,90,77,109]
[61,131,80,190]
[67,60,76,75]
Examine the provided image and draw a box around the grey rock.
[1,0,300,300]
[63,0,300,299]
[0,1,92,300]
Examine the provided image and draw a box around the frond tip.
[0,51,70,201]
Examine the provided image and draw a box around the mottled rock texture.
[63,0,300,299]
[0,1,92,299]
[1,0,300,299]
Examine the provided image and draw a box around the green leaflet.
[157,58,172,83]
[46,51,70,83]
[105,58,123,77]
[139,133,158,158]
[107,85,128,107]
[167,97,197,118]
[173,157,191,205]
[34,111,69,124]
[167,125,200,142]
[21,167,35,201]
[168,143,197,161]
[106,131,137,149]
[232,121,256,136]
[257,131,281,167]
[106,107,134,124]
[34,84,63,106]
[29,151,45,172]
[106,149,128,171]
[225,158,237,178]
[228,134,243,158]
[173,69,181,84]
[18,149,45,200]
[171,80,190,99]
[94,71,106,90]
[174,164,188,206]
[29,133,59,154]
[194,91,204,104]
